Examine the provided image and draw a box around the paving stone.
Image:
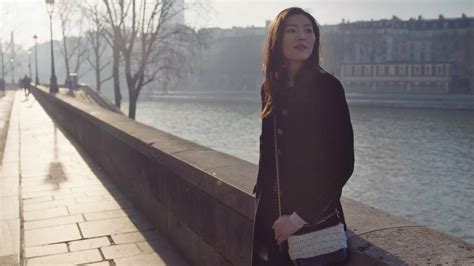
[22,196,54,205]
[21,183,60,193]
[22,190,62,200]
[85,189,115,197]
[0,196,19,220]
[26,249,102,265]
[23,206,69,221]
[25,224,82,246]
[68,200,125,215]
[0,178,19,197]
[54,192,87,199]
[0,220,20,258]
[24,214,84,230]
[75,195,107,203]
[111,230,160,244]
[70,184,109,192]
[0,164,19,177]
[83,209,137,221]
[23,198,76,212]
[69,237,110,252]
[114,253,169,266]
[101,243,141,259]
[25,243,68,258]
[84,261,110,266]
[79,217,138,238]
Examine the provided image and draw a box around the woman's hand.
[272,215,300,245]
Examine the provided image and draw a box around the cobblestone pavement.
[1,91,187,265]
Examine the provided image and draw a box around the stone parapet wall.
[31,85,474,265]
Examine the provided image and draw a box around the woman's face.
[282,14,316,64]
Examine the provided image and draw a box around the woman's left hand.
[272,215,300,245]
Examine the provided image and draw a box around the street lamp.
[46,0,58,93]
[33,35,39,85]
[28,49,32,78]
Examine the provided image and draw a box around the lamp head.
[46,0,55,15]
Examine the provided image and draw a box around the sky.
[0,0,473,50]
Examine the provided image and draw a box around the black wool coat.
[254,66,354,234]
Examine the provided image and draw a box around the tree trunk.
[112,42,122,108]
[128,91,137,119]
[63,40,71,85]
[95,54,101,91]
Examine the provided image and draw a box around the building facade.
[321,14,474,94]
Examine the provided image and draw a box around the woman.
[252,7,354,266]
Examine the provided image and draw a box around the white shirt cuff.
[289,212,307,229]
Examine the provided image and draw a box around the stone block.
[25,243,68,258]
[67,201,123,215]
[83,209,132,221]
[85,261,110,266]
[79,217,138,238]
[111,230,160,245]
[24,214,84,230]
[100,243,141,259]
[26,249,102,265]
[23,198,76,212]
[25,224,82,246]
[114,253,169,266]
[69,237,110,252]
[0,196,19,220]
[0,178,19,197]
[21,183,59,193]
[23,207,69,221]
[0,219,19,261]
[22,196,54,205]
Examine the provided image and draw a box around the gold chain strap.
[273,115,283,216]
[273,115,339,226]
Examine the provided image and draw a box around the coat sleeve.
[253,86,271,194]
[290,78,354,223]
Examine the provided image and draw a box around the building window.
[437,65,444,76]
[415,66,420,76]
[426,65,431,76]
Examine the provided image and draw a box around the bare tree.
[57,1,89,86]
[96,0,127,108]
[103,0,193,119]
[81,2,112,92]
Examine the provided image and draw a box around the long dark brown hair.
[261,7,320,118]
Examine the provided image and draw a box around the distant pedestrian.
[0,78,5,91]
[22,75,32,97]
[252,7,354,266]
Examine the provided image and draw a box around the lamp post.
[46,0,58,93]
[33,35,39,85]
[28,49,32,79]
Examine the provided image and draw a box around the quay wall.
[31,85,474,265]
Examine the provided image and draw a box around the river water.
[121,97,474,244]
